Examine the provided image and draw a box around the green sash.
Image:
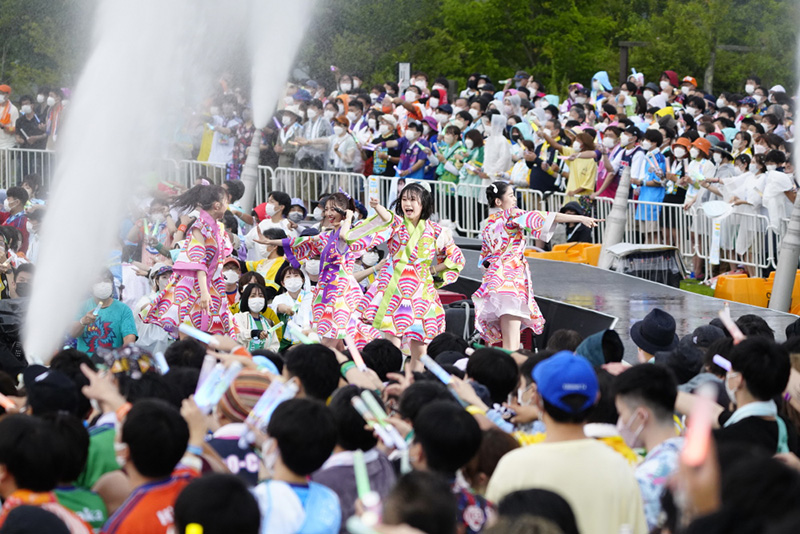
[373,218,426,329]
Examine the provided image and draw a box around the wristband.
[340,361,356,378]
[116,402,133,421]
[465,405,486,417]
[186,444,203,457]
[178,224,188,233]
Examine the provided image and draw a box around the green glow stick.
[287,321,316,344]
[353,449,371,499]
[472,343,515,355]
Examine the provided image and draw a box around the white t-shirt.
[486,438,647,534]
[0,102,19,149]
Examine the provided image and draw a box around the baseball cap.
[532,351,598,414]
[22,365,78,416]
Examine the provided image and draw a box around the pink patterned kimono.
[144,210,234,338]
[348,214,465,344]
[473,209,556,344]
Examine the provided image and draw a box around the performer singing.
[144,184,234,338]
[475,181,599,350]
[347,183,465,364]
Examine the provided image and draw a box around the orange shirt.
[0,489,92,534]
[101,467,198,534]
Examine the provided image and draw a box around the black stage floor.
[453,240,798,359]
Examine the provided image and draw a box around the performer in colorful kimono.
[256,192,378,350]
[144,184,235,338]
[475,181,599,350]
[346,182,465,364]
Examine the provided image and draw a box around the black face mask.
[14,282,30,297]
[467,80,478,90]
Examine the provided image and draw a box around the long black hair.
[393,182,433,220]
[486,181,511,208]
[172,185,226,213]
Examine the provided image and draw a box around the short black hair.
[42,412,89,483]
[6,186,28,205]
[413,401,482,475]
[284,344,340,401]
[542,394,595,424]
[398,380,459,420]
[497,489,579,534]
[121,399,189,478]
[361,339,403,382]
[328,386,379,451]
[267,398,337,475]
[261,228,287,256]
[394,183,434,220]
[486,181,511,209]
[118,372,176,406]
[546,329,584,352]
[163,367,200,404]
[643,128,664,146]
[383,471,457,534]
[268,191,292,213]
[614,364,677,422]
[735,314,775,341]
[428,332,468,358]
[174,474,260,534]
[240,282,270,313]
[165,338,206,369]
[49,348,95,419]
[0,415,59,492]
[586,368,619,424]
[466,348,519,404]
[728,337,790,401]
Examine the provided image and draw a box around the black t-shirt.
[714,414,800,456]
[15,114,47,149]
[372,133,401,177]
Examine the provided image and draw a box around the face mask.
[477,83,486,91]
[288,212,304,223]
[223,270,240,284]
[617,411,646,449]
[729,106,739,115]
[333,126,344,136]
[733,166,744,176]
[465,139,474,150]
[429,98,440,109]
[641,140,653,151]
[690,147,701,159]
[537,99,549,109]
[346,111,357,123]
[416,80,428,90]
[713,153,723,164]
[404,91,417,102]
[248,297,265,312]
[26,221,33,234]
[603,137,616,148]
[379,124,390,135]
[93,282,113,300]
[686,107,698,117]
[423,124,431,135]
[745,84,755,95]
[46,96,56,107]
[443,134,455,145]
[681,86,691,95]
[265,204,277,217]
[575,96,587,104]
[14,282,30,297]
[2,199,9,212]
[753,95,764,105]
[620,134,631,146]
[716,98,726,108]
[324,110,335,121]
[340,83,352,92]
[749,163,759,172]
[337,104,345,114]
[307,109,318,120]
[592,81,603,91]
[643,90,654,101]
[435,113,449,124]
[732,139,742,149]
[284,277,303,293]
[542,128,552,138]
[20,105,31,115]
[468,109,479,119]
[281,115,293,126]
[368,118,377,130]
[766,164,778,172]
[37,94,45,104]
[673,147,686,158]
[659,80,669,91]
[572,141,582,151]
[370,93,379,103]
[353,79,362,88]
[754,144,766,154]
[405,130,417,141]
[305,259,320,275]
[503,105,514,116]
[362,251,379,266]
[0,95,6,104]
[313,207,323,221]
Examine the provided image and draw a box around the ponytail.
[172,184,226,213]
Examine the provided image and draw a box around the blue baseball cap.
[532,351,598,414]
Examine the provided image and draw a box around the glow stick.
[344,334,367,371]
[472,343,514,355]
[414,141,427,152]
[198,362,243,413]
[420,355,452,385]
[194,362,224,399]
[0,392,15,411]
[345,516,380,534]
[718,304,745,345]
[287,321,315,344]
[2,256,12,266]
[179,324,220,347]
[267,323,283,334]
[353,449,371,499]
[273,117,282,130]
[238,380,298,449]
[712,354,732,372]
[153,352,169,374]
[92,303,103,316]
[360,391,407,450]
[197,354,217,390]
[351,396,394,447]
[681,384,716,467]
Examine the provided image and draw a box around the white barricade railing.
[178,160,228,186]
[692,208,775,273]
[271,167,367,207]
[0,148,57,189]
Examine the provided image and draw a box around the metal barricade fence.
[178,160,228,186]
[0,148,57,189]
[271,167,367,208]
[691,208,775,274]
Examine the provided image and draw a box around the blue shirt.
[75,299,137,355]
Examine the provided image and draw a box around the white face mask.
[223,270,240,284]
[572,141,582,151]
[465,139,474,150]
[754,144,767,154]
[686,107,698,117]
[20,105,32,115]
[429,98,440,109]
[307,109,318,120]
[281,115,293,126]
[0,95,6,104]
[575,96,587,104]
[603,136,616,148]
[346,111,357,123]
[405,130,417,141]
[379,124,390,135]
[368,118,377,130]
[340,83,352,92]
[333,125,344,136]
[353,79,362,88]
[468,109,479,119]
[643,90,654,101]
[423,124,431,135]
[452,106,464,115]
[641,140,653,151]
[620,133,631,146]
[305,259,320,275]
[617,411,646,449]
[362,251,379,266]
[93,282,113,300]
[732,139,742,149]
[324,110,335,121]
[713,153,723,164]
[745,84,755,95]
[3,199,10,212]
[46,96,56,107]
[265,203,277,217]
[753,95,764,104]
[690,147,700,159]
[716,98,726,108]
[660,80,669,90]
[404,91,417,102]
[284,277,304,293]
[503,104,514,116]
[435,113,449,124]
[681,86,691,95]
[248,297,265,312]
[766,164,778,172]
[313,207,323,221]
[673,147,686,158]
[36,94,45,104]
[749,163,759,172]
[542,128,552,138]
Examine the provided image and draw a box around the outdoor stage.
[449,239,798,359]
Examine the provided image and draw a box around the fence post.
[240,130,263,213]
[598,165,632,269]
[768,195,800,311]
